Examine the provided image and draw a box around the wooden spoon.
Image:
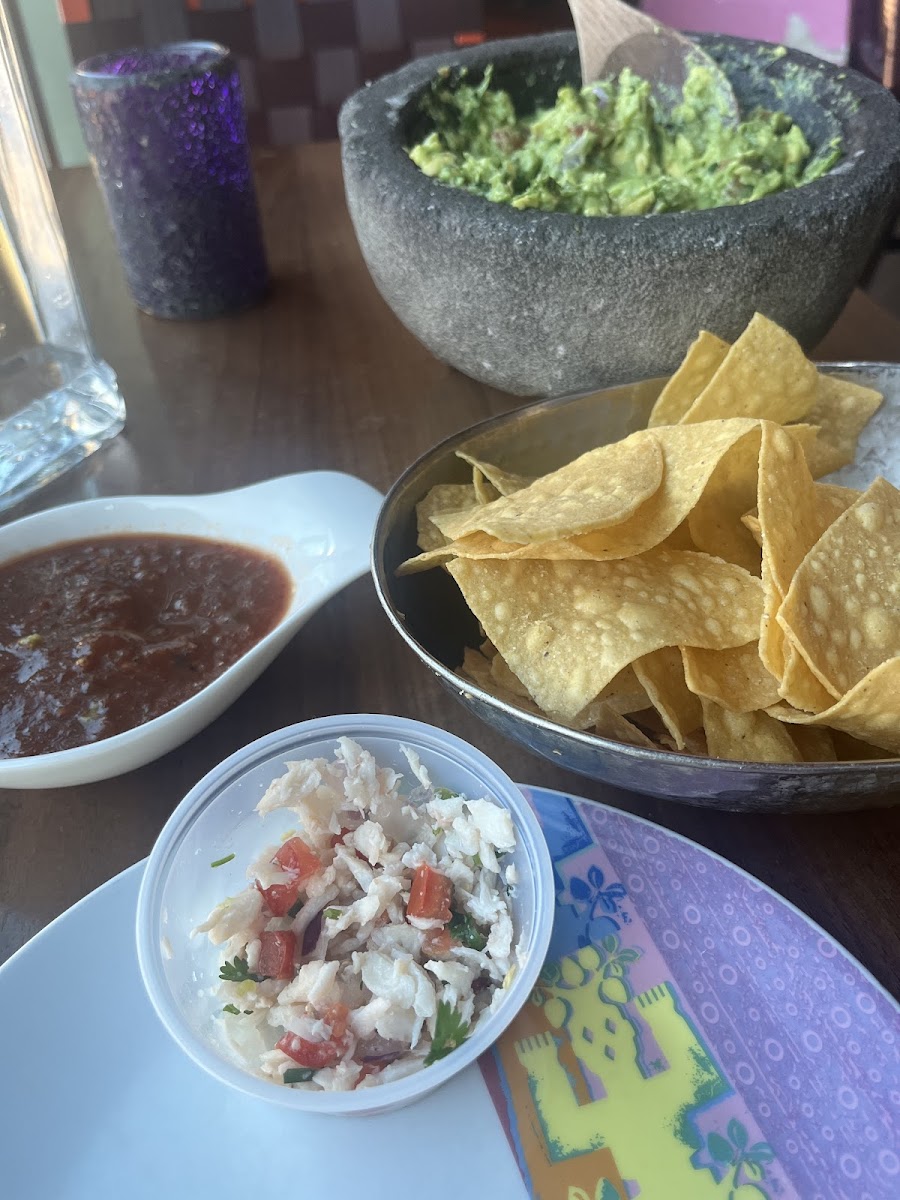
[567,0,739,123]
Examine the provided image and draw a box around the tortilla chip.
[460,646,544,716]
[472,466,500,506]
[447,550,763,723]
[755,426,867,708]
[767,657,900,755]
[680,313,818,426]
[778,478,900,695]
[632,647,703,750]
[702,699,803,763]
[591,703,658,748]
[758,421,825,597]
[415,484,479,553]
[797,373,883,478]
[778,638,839,711]
[399,421,762,575]
[657,727,709,756]
[462,646,651,733]
[658,520,698,552]
[759,552,786,680]
[742,510,763,546]
[434,430,665,544]
[752,443,859,701]
[397,523,684,575]
[815,482,862,523]
[743,483,858,550]
[489,651,530,698]
[456,452,531,496]
[589,666,650,718]
[682,641,780,713]
[688,425,762,572]
[648,330,730,427]
[565,421,759,561]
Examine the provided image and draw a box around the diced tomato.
[275,1001,350,1066]
[257,930,296,979]
[423,927,457,958]
[407,864,453,923]
[322,1002,350,1039]
[256,837,322,915]
[276,1032,343,1069]
[273,836,321,882]
[255,878,302,917]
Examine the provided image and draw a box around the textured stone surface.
[339,32,900,397]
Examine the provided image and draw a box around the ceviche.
[194,737,519,1091]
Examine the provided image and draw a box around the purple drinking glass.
[71,42,268,320]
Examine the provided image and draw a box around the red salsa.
[0,534,292,757]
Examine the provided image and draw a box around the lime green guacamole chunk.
[408,65,841,216]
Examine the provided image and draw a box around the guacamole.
[408,65,840,217]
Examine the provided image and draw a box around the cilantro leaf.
[448,909,487,951]
[433,786,456,800]
[222,1004,241,1015]
[324,907,341,920]
[424,1000,470,1066]
[284,1068,315,1085]
[219,955,264,984]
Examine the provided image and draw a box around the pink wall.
[642,1,851,63]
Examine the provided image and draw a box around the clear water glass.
[0,7,124,513]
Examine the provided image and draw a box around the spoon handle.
[566,0,740,123]
[568,0,660,84]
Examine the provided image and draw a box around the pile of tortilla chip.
[399,313,900,763]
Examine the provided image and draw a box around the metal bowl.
[372,364,900,813]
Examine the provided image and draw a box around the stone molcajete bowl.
[340,32,900,398]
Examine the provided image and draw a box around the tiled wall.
[58,0,486,143]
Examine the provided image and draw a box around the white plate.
[0,860,524,1200]
[0,471,382,788]
[3,787,898,1199]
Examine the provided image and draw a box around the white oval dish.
[0,471,383,789]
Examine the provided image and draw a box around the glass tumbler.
[0,6,124,513]
[71,42,269,320]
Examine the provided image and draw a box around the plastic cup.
[136,714,554,1116]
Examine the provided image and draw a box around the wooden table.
[1,145,898,996]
